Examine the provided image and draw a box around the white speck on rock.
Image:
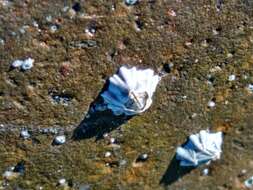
[2,170,19,180]
[54,135,66,145]
[201,40,209,47]
[240,169,247,176]
[245,176,253,188]
[50,25,58,33]
[202,168,209,176]
[227,53,233,58]
[247,84,253,93]
[208,100,216,108]
[11,57,34,70]
[46,15,52,22]
[12,60,24,68]
[212,29,219,35]
[167,9,176,17]
[103,133,109,138]
[19,27,26,34]
[125,0,138,6]
[138,153,148,161]
[243,75,248,79]
[11,31,16,36]
[62,6,69,12]
[21,58,34,70]
[0,38,4,45]
[210,66,222,73]
[85,27,96,37]
[3,171,13,178]
[58,178,67,186]
[105,151,112,158]
[185,41,192,46]
[228,74,236,81]
[111,4,116,11]
[191,113,197,118]
[119,159,127,166]
[20,129,30,139]
[110,138,116,144]
[32,21,39,28]
[0,0,12,7]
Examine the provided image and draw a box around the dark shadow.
[72,80,133,141]
[160,154,195,187]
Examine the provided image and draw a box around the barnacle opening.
[125,91,149,111]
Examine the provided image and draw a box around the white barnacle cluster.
[101,66,160,115]
[176,130,223,167]
[11,58,34,71]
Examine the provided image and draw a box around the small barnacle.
[125,0,138,6]
[134,19,144,31]
[207,100,216,108]
[101,66,160,115]
[11,58,34,70]
[20,129,30,139]
[46,15,52,22]
[50,25,58,33]
[228,74,236,81]
[104,151,112,158]
[136,153,149,162]
[58,178,67,187]
[202,168,209,176]
[11,60,23,68]
[21,58,34,70]
[85,24,96,37]
[247,84,253,93]
[245,176,253,188]
[53,135,66,145]
[176,130,223,167]
[167,9,176,17]
[0,38,4,45]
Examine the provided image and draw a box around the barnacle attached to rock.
[101,66,160,116]
[11,57,34,70]
[176,130,223,167]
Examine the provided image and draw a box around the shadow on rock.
[160,154,195,187]
[72,82,133,140]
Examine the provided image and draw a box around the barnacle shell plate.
[176,130,223,167]
[101,66,160,115]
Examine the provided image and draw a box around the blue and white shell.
[176,130,223,167]
[101,66,160,115]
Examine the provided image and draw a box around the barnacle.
[101,66,160,115]
[176,130,223,166]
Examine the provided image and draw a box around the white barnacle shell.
[21,58,34,70]
[101,66,160,115]
[176,130,223,167]
[11,60,23,68]
[11,58,34,70]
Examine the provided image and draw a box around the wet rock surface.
[0,0,253,189]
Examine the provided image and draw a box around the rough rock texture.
[0,0,253,189]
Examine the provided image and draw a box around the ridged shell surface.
[101,66,160,115]
[176,130,223,166]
